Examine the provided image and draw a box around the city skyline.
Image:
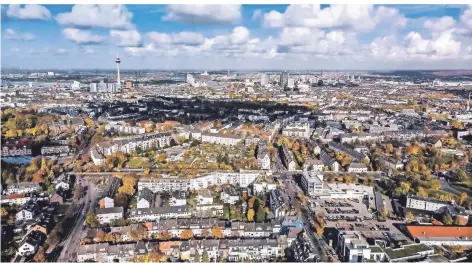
[2,4,472,70]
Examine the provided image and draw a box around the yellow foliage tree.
[247,208,255,221]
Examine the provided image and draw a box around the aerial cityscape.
[2,3,472,263]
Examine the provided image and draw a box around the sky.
[1,4,472,70]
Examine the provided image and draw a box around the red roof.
[407,226,472,239]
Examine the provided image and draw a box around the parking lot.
[315,198,375,221]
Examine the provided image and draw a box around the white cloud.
[252,9,262,20]
[461,5,472,29]
[7,4,51,20]
[4,28,35,41]
[230,26,250,45]
[110,30,141,47]
[278,27,324,46]
[56,5,134,29]
[147,31,205,46]
[164,4,241,25]
[62,28,105,45]
[262,4,406,32]
[85,48,95,54]
[424,16,456,32]
[172,32,205,46]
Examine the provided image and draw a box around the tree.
[457,169,467,182]
[417,187,428,198]
[248,196,256,208]
[1,208,8,217]
[157,154,167,162]
[33,247,46,262]
[130,225,148,241]
[380,208,389,218]
[96,231,105,242]
[256,205,266,222]
[443,215,453,225]
[194,251,201,263]
[431,180,441,190]
[450,245,464,254]
[180,229,194,239]
[344,175,353,184]
[247,208,255,221]
[406,212,415,222]
[86,210,99,228]
[74,186,84,200]
[118,175,137,196]
[148,244,163,262]
[114,192,129,208]
[386,144,394,154]
[202,251,209,263]
[211,225,224,238]
[459,192,468,205]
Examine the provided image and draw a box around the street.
[56,178,99,262]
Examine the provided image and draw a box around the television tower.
[115,54,121,85]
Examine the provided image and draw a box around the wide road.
[57,178,99,262]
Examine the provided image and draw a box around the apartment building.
[300,171,324,197]
[5,182,40,195]
[105,124,145,134]
[201,132,243,146]
[96,207,124,225]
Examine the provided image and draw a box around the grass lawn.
[126,157,150,168]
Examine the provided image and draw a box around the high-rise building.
[126,81,133,89]
[280,71,289,88]
[186,74,195,86]
[71,81,81,90]
[261,74,269,86]
[90,83,98,93]
[287,78,295,89]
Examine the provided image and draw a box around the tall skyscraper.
[261,74,269,86]
[280,71,289,88]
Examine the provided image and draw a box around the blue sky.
[2,4,472,70]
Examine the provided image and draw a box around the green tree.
[256,205,266,222]
[194,251,200,263]
[202,251,209,262]
[443,215,453,225]
[457,169,467,182]
[86,210,99,228]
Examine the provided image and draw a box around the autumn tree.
[148,244,163,262]
[247,208,255,221]
[118,174,137,196]
[33,247,46,262]
[180,229,194,239]
[256,205,266,222]
[459,192,468,205]
[114,192,129,208]
[1,208,8,217]
[406,212,415,222]
[211,225,224,238]
[130,225,148,241]
[96,231,105,242]
[380,208,389,218]
[248,196,256,208]
[417,187,428,198]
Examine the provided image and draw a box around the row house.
[129,206,191,222]
[1,145,32,157]
[41,145,70,155]
[281,143,297,171]
[256,141,271,170]
[340,133,384,144]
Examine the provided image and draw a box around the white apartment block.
[105,124,145,135]
[201,132,243,146]
[96,207,123,225]
[138,170,264,193]
[5,182,40,195]
[406,196,450,212]
[282,123,311,138]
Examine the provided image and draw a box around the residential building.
[137,187,154,209]
[320,152,340,172]
[41,145,70,155]
[282,123,311,138]
[129,206,191,222]
[337,231,385,262]
[170,191,187,206]
[5,182,40,195]
[268,189,287,219]
[201,132,243,146]
[96,207,124,225]
[347,163,368,173]
[303,158,324,172]
[220,187,240,205]
[300,171,324,197]
[281,143,297,171]
[256,141,271,170]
